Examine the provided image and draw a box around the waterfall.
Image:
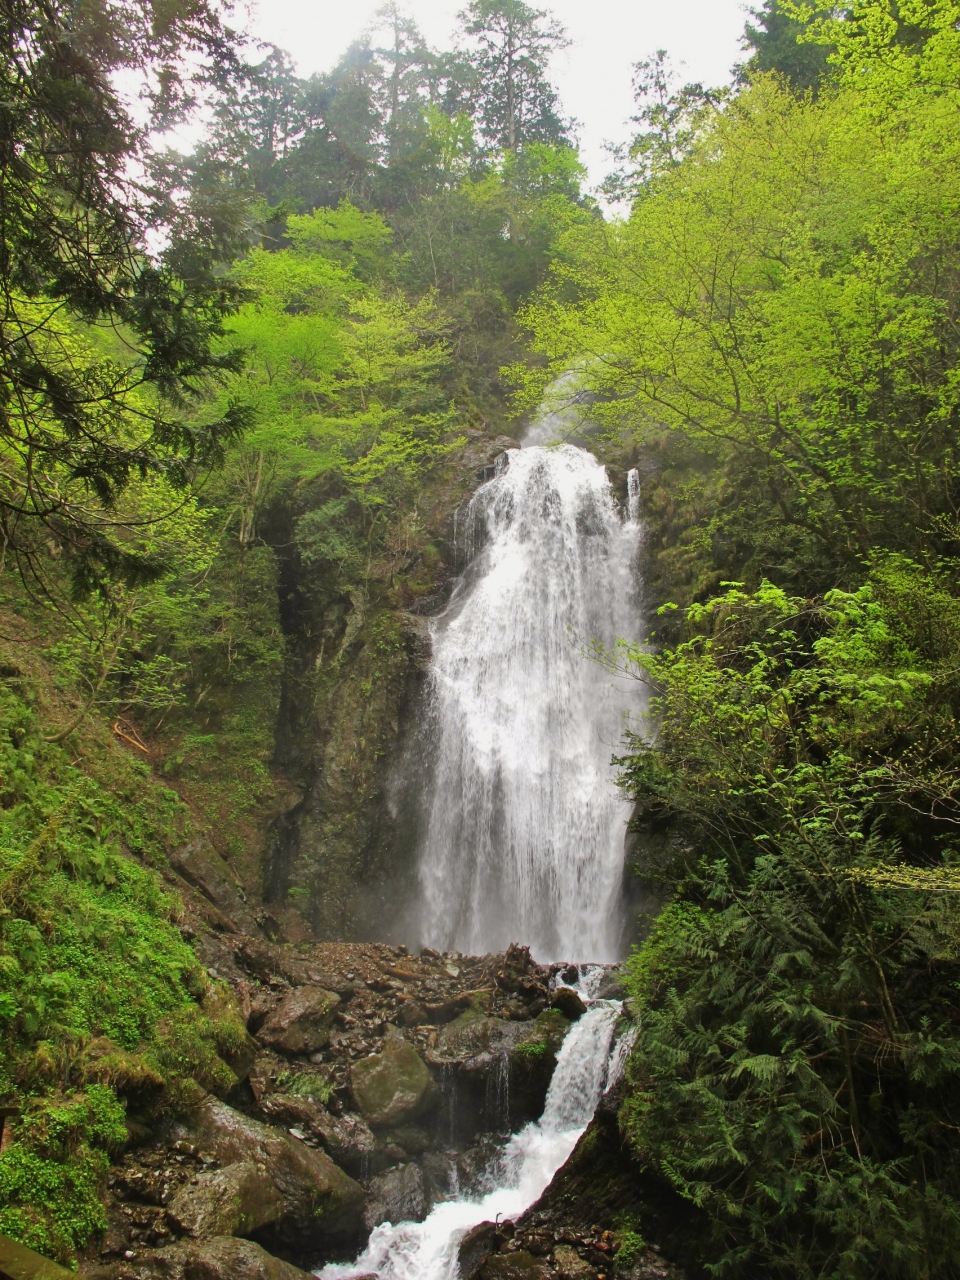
[417,442,645,962]
[319,977,625,1280]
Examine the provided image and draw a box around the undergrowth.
[0,660,245,1265]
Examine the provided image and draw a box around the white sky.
[239,0,751,191]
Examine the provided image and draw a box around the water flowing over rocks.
[416,444,645,961]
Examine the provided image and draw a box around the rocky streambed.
[78,928,683,1280]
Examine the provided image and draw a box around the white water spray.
[320,977,627,1280]
[417,443,645,961]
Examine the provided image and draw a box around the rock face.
[127,1236,315,1280]
[362,1162,426,1231]
[163,1098,363,1247]
[256,986,340,1054]
[166,1160,283,1238]
[350,1030,436,1128]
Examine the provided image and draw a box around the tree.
[0,0,250,602]
[368,3,434,165]
[603,50,722,203]
[452,0,571,153]
[739,0,831,91]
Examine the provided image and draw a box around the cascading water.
[321,421,645,1279]
[320,975,628,1280]
[418,441,645,962]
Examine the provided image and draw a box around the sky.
[239,0,752,192]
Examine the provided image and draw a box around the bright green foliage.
[0,1087,126,1263]
[519,19,960,600]
[214,202,461,554]
[616,562,960,1276]
[0,665,244,1262]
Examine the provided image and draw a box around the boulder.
[166,1159,283,1238]
[350,1030,436,1128]
[162,1098,363,1247]
[552,1244,597,1280]
[201,985,260,1083]
[257,987,340,1055]
[255,1093,376,1178]
[123,1236,314,1279]
[480,1252,553,1279]
[362,1162,426,1230]
[458,1221,502,1280]
[397,1000,427,1028]
[551,987,587,1021]
[595,970,628,1002]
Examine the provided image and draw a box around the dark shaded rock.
[551,988,587,1021]
[350,1030,436,1128]
[256,987,340,1055]
[458,1221,500,1280]
[519,1107,706,1278]
[362,1163,426,1230]
[170,841,261,936]
[162,1098,363,1248]
[595,970,628,1002]
[479,1251,552,1279]
[166,1160,282,1238]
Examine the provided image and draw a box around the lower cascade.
[320,973,625,1280]
[417,442,645,961]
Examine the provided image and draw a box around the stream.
[320,970,627,1280]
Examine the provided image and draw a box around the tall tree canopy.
[0,0,252,600]
[450,0,571,152]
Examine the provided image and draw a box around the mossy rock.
[350,1032,437,1129]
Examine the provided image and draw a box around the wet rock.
[362,1163,426,1230]
[121,1235,314,1279]
[254,1093,376,1178]
[595,970,627,1002]
[552,1244,597,1280]
[166,1159,282,1238]
[257,987,340,1055]
[458,1221,501,1279]
[479,1251,552,1279]
[551,987,587,1021]
[162,1098,363,1247]
[350,1030,437,1128]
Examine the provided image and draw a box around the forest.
[1,1,960,1278]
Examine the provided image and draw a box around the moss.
[513,1038,549,1059]
[0,1087,126,1265]
[276,1070,333,1105]
[0,664,241,1263]
[614,1228,647,1267]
